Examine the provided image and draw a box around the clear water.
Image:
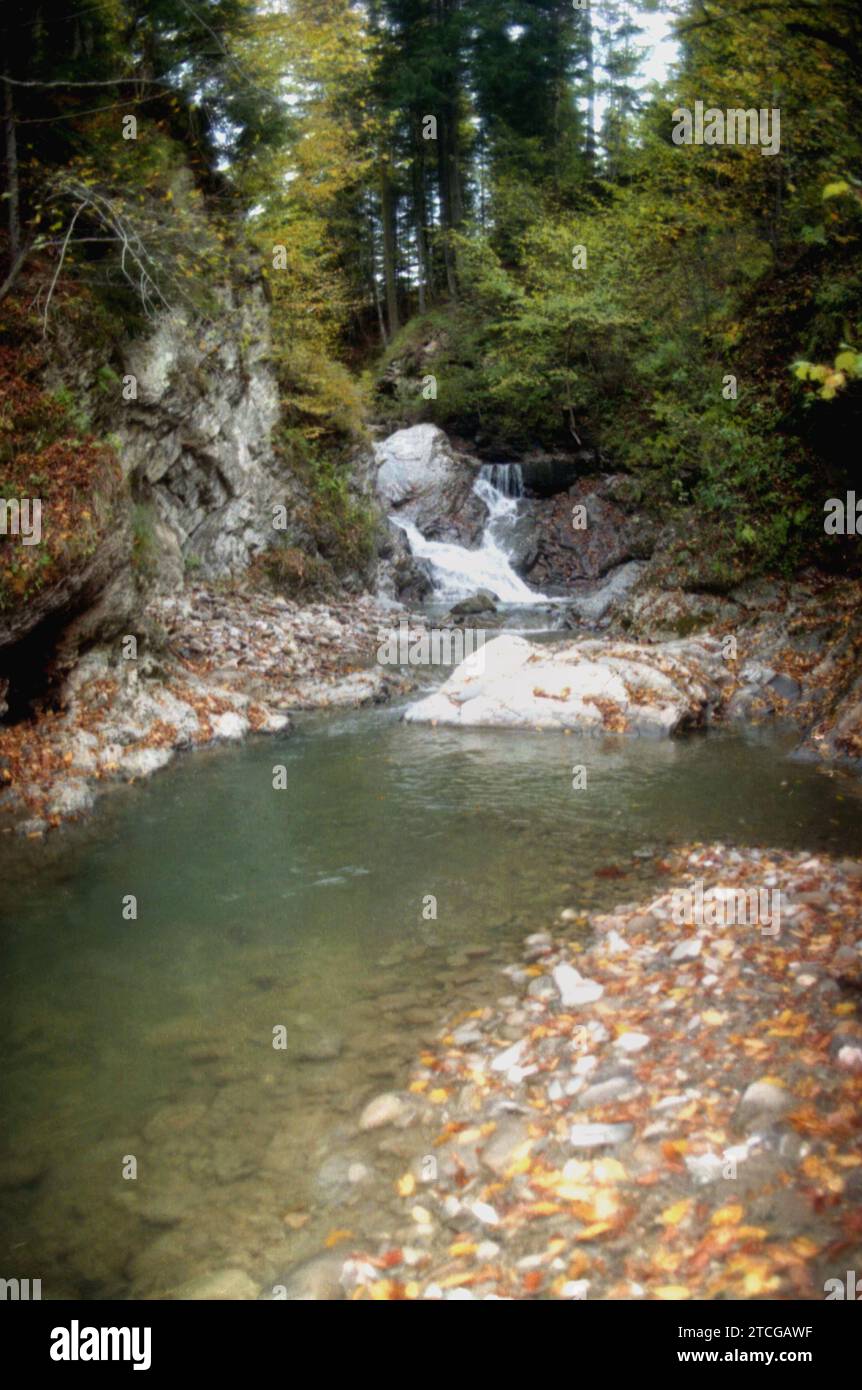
[1,701,861,1298]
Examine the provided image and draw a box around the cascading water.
[392,466,547,604]
[479,463,524,498]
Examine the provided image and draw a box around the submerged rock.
[171,1268,258,1300]
[449,589,498,616]
[358,1091,413,1131]
[260,1251,348,1301]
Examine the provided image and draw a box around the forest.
[2,1,861,586]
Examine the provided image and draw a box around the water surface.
[1,703,860,1297]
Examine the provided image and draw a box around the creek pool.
[1,700,860,1297]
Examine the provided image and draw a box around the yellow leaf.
[711,1203,744,1227]
[449,1240,477,1257]
[659,1199,693,1227]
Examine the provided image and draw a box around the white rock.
[404,633,728,736]
[738,1080,792,1114]
[569,1122,633,1148]
[211,710,249,741]
[670,937,703,961]
[684,1152,723,1184]
[491,1039,527,1073]
[359,1092,411,1130]
[553,963,604,1006]
[562,1279,590,1300]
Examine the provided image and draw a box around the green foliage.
[274,430,377,586]
[131,503,160,580]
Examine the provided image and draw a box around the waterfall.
[392,468,546,605]
[479,463,524,498]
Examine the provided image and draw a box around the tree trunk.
[380,158,400,339]
[3,72,20,269]
[585,10,597,173]
[368,206,387,347]
[411,115,431,313]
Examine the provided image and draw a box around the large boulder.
[528,476,656,589]
[373,425,484,545]
[404,632,733,735]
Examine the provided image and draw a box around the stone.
[567,562,645,623]
[210,711,249,741]
[171,1268,258,1301]
[552,963,603,1007]
[569,1122,633,1149]
[47,779,95,818]
[734,1080,794,1133]
[404,633,730,735]
[480,1116,532,1176]
[613,1032,650,1054]
[490,1040,527,1073]
[374,425,484,545]
[579,1077,641,1107]
[358,1092,412,1131]
[449,590,498,616]
[261,1252,347,1301]
[670,938,702,962]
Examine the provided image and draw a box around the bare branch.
[42,202,86,335]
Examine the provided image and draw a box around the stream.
[2,704,861,1297]
[2,469,862,1299]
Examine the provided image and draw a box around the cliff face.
[0,281,305,718]
[118,285,282,586]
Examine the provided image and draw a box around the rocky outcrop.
[527,475,656,591]
[0,484,135,719]
[404,632,733,735]
[564,561,646,625]
[373,424,485,546]
[118,288,282,580]
[375,521,434,603]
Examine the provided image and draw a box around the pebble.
[490,1040,527,1073]
[172,1268,258,1300]
[359,1092,412,1130]
[613,1031,650,1054]
[670,938,702,961]
[552,963,603,1006]
[569,1122,633,1149]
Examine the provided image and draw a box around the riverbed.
[1,699,861,1298]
